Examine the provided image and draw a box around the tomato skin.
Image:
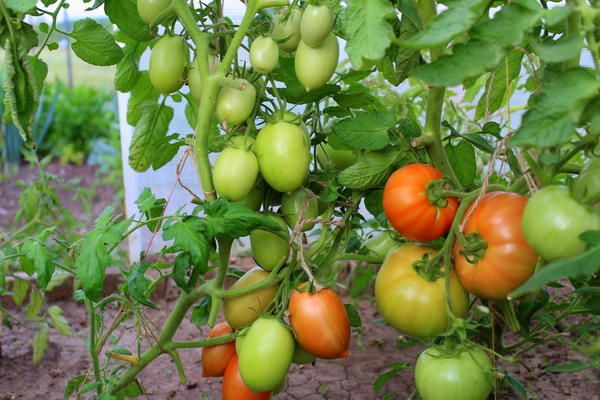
[363,233,398,263]
[289,288,350,359]
[188,54,219,101]
[415,346,493,400]
[572,159,600,205]
[137,0,171,24]
[215,80,256,126]
[375,244,469,337]
[201,322,236,377]
[241,176,265,211]
[149,35,189,95]
[316,143,357,171]
[224,267,279,329]
[222,355,271,400]
[383,164,458,242]
[281,188,318,231]
[255,121,310,193]
[295,33,339,91]
[238,318,294,392]
[250,36,279,74]
[453,192,539,301]
[213,147,259,202]
[250,214,289,271]
[271,7,302,52]
[300,5,334,48]
[522,186,600,261]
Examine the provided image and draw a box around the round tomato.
[222,355,271,400]
[300,5,334,48]
[250,36,279,74]
[188,54,219,101]
[271,7,302,52]
[224,267,279,329]
[137,0,171,24]
[316,143,357,171]
[201,321,235,377]
[375,244,469,337]
[453,192,539,301]
[250,213,289,271]
[522,186,600,261]
[383,164,458,242]
[241,175,265,211]
[292,343,316,364]
[415,346,493,400]
[149,35,189,95]
[363,233,398,263]
[281,188,318,231]
[572,158,600,206]
[255,121,310,193]
[238,317,294,392]
[295,33,339,91]
[213,147,259,202]
[215,80,256,126]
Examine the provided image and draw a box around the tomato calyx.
[458,232,487,264]
[426,178,454,207]
[412,253,444,282]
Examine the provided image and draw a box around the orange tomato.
[222,355,271,400]
[201,321,236,377]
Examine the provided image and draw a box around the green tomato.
[213,147,259,202]
[250,214,289,271]
[363,233,398,263]
[229,135,256,151]
[235,330,248,354]
[188,54,219,101]
[271,7,302,52]
[316,143,357,171]
[300,5,334,48]
[572,159,600,206]
[281,188,319,231]
[241,176,265,211]
[149,35,189,95]
[238,318,294,392]
[522,186,600,261]
[216,80,256,126]
[250,36,279,74]
[292,343,316,364]
[137,0,172,24]
[295,33,339,91]
[415,346,493,400]
[255,121,310,193]
[272,374,287,395]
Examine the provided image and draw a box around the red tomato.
[222,355,271,400]
[201,321,236,377]
[383,164,458,242]
[288,288,350,359]
[453,192,539,301]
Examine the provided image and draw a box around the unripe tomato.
[363,233,398,263]
[235,330,247,354]
[241,175,265,211]
[213,147,259,202]
[300,5,334,48]
[200,321,235,377]
[295,33,339,91]
[238,318,294,392]
[255,121,310,193]
[289,288,351,359]
[271,7,302,52]
[281,188,318,231]
[272,375,287,394]
[250,36,279,74]
[572,158,600,206]
[188,54,219,101]
[316,143,357,171]
[216,80,256,126]
[149,35,189,95]
[522,186,600,261]
[415,346,493,400]
[250,213,289,271]
[137,0,171,24]
[453,192,539,301]
[383,164,458,242]
[224,267,279,329]
[375,244,469,337]
[222,355,271,400]
[292,343,316,364]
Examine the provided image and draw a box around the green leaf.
[64,375,87,400]
[12,278,29,306]
[127,72,159,125]
[4,0,37,12]
[32,323,49,366]
[70,18,123,66]
[48,305,73,336]
[516,289,549,332]
[192,297,212,328]
[126,263,157,308]
[104,0,154,42]
[172,253,196,292]
[546,360,591,373]
[21,228,56,289]
[203,200,282,240]
[476,50,523,119]
[338,149,401,190]
[134,188,166,232]
[511,68,600,148]
[543,5,573,27]
[503,372,529,400]
[378,14,420,86]
[373,363,410,394]
[530,35,585,64]
[580,230,600,247]
[162,217,210,268]
[344,304,362,327]
[344,0,396,69]
[364,190,384,216]
[332,112,394,150]
[115,44,141,92]
[445,140,476,188]
[25,288,43,320]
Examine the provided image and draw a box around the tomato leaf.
[3,0,37,12]
[192,297,212,328]
[476,50,523,119]
[445,140,476,188]
[126,263,157,308]
[127,72,160,125]
[115,41,144,92]
[70,18,123,66]
[332,111,394,151]
[64,375,88,400]
[373,362,410,394]
[162,217,211,270]
[339,149,404,190]
[378,15,421,86]
[48,305,73,336]
[344,304,362,327]
[11,278,29,306]
[546,360,591,373]
[25,288,43,320]
[529,34,585,64]
[202,200,282,240]
[134,188,166,232]
[20,227,56,289]
[32,323,49,366]
[104,0,154,42]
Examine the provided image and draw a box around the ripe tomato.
[222,355,271,400]
[201,321,236,377]
[137,0,171,24]
[215,80,256,126]
[522,186,600,261]
[572,158,600,205]
[453,192,539,301]
[292,343,316,364]
[375,244,469,337]
[250,213,289,271]
[224,267,279,329]
[300,5,334,48]
[383,164,458,242]
[188,54,219,101]
[295,33,339,91]
[316,143,357,171]
[149,35,189,95]
[415,346,493,400]
[271,7,302,52]
[255,120,310,193]
[363,233,398,263]
[281,188,318,231]
[289,288,351,359]
[213,147,259,202]
[238,317,294,392]
[250,36,279,74]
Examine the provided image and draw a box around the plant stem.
[170,332,238,349]
[335,253,383,263]
[33,0,66,58]
[87,300,102,395]
[208,238,233,327]
[565,0,582,70]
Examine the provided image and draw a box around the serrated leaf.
[127,72,159,125]
[172,253,196,292]
[134,188,166,232]
[70,18,123,66]
[332,112,394,150]
[32,323,49,366]
[530,35,585,64]
[12,278,29,306]
[202,200,282,240]
[192,297,212,328]
[379,15,421,87]
[64,375,87,400]
[4,0,37,12]
[338,149,400,190]
[445,140,476,188]
[162,217,210,268]
[21,228,56,289]
[25,288,43,320]
[476,50,523,119]
[48,305,73,336]
[126,263,157,308]
[104,0,154,42]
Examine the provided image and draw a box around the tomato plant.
[201,321,236,377]
[281,187,319,231]
[271,7,302,52]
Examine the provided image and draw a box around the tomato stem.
[86,299,103,395]
[207,238,233,327]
